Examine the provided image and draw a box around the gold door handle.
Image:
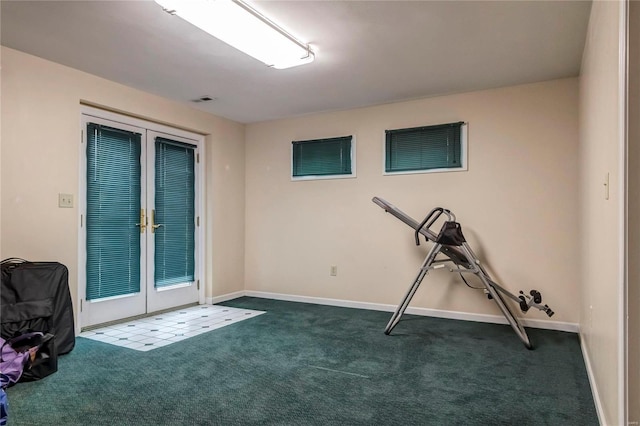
[151,210,164,233]
[135,209,146,233]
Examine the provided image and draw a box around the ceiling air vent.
[192,96,216,103]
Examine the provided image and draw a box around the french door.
[79,112,203,328]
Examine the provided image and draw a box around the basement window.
[291,135,355,180]
[384,122,467,174]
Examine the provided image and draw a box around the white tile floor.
[79,304,265,351]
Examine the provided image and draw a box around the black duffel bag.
[1,258,75,355]
[4,332,58,383]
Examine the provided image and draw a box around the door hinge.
[80,299,83,312]
[197,280,200,290]
[81,129,83,144]
[80,214,83,228]
[197,153,200,163]
[197,216,200,227]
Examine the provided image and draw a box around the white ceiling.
[1,0,592,124]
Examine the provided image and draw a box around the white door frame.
[78,115,148,327]
[77,106,206,331]
[146,129,202,313]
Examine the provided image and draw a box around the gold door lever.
[151,210,164,233]
[136,209,146,233]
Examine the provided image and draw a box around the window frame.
[382,122,468,176]
[290,135,357,181]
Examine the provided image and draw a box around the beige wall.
[0,5,2,262]
[1,6,630,421]
[245,78,580,324]
[0,47,246,318]
[579,1,624,425]
[1,4,632,419]
[628,0,639,423]
[0,47,2,261]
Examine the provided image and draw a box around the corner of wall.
[580,332,606,425]
[577,1,626,424]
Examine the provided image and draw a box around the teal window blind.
[385,122,464,173]
[86,123,142,300]
[154,137,196,288]
[292,136,353,177]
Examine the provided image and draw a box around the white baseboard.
[580,334,605,425]
[242,290,579,333]
[206,290,245,305]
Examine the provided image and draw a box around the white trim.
[290,135,357,181]
[206,291,246,305]
[78,115,149,329]
[145,129,204,312]
[619,1,629,424]
[383,167,467,177]
[242,290,579,333]
[581,335,606,426]
[291,174,357,182]
[77,115,84,335]
[81,105,204,141]
[87,292,140,303]
[198,135,206,305]
[382,122,468,176]
[207,290,579,332]
[78,106,206,328]
[155,282,193,292]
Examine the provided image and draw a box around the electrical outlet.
[58,193,74,208]
[330,265,337,276]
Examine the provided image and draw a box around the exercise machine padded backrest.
[435,221,466,247]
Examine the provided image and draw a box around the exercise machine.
[372,197,554,349]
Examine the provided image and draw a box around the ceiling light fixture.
[154,0,315,69]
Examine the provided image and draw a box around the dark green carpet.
[6,297,597,425]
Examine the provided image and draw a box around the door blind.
[385,122,463,173]
[154,137,196,288]
[86,123,142,300]
[292,136,353,177]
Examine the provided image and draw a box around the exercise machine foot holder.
[373,197,554,349]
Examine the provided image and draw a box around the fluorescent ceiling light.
[154,0,315,69]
